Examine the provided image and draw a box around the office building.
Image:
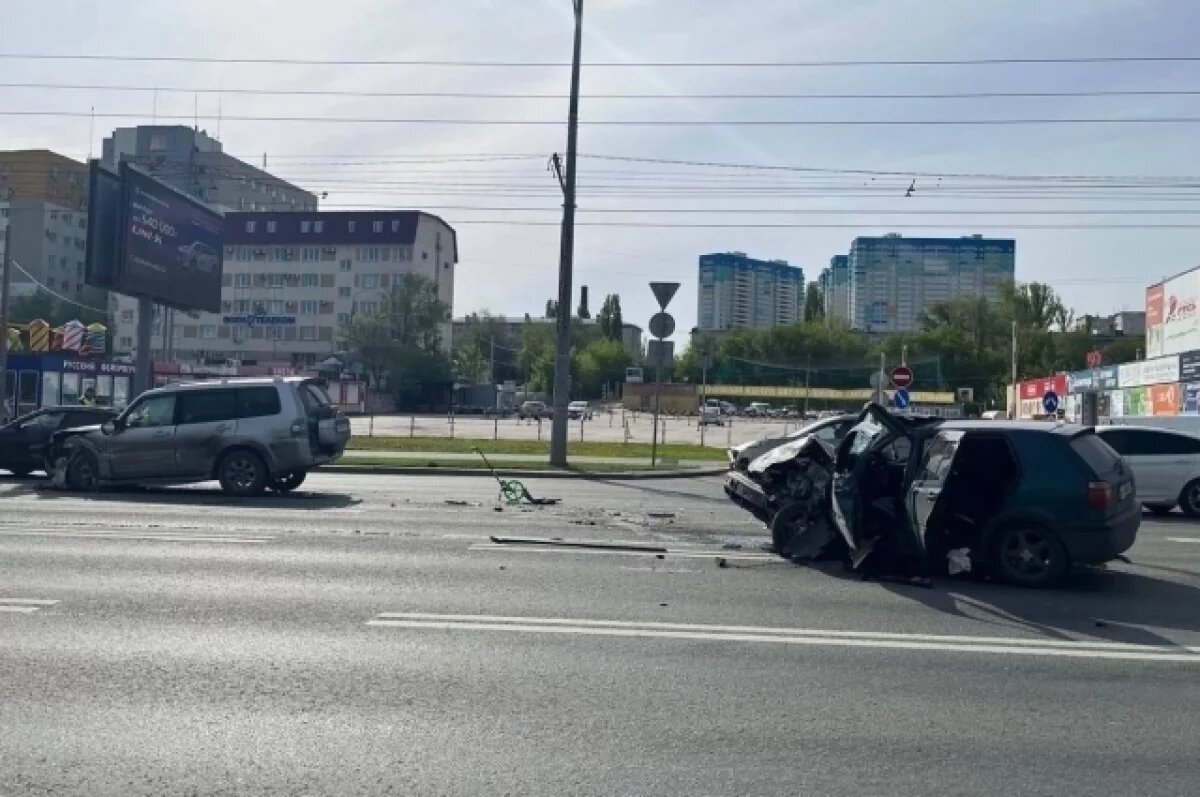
[101,125,317,213]
[696,252,804,331]
[110,211,458,366]
[818,255,851,321]
[846,234,1015,333]
[102,126,322,360]
[0,150,104,307]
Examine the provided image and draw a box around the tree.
[597,294,624,341]
[575,337,630,398]
[10,292,105,327]
[338,273,453,405]
[804,282,825,322]
[453,311,518,384]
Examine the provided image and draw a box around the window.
[200,325,217,339]
[355,301,379,314]
[266,220,277,234]
[299,300,319,315]
[338,287,351,298]
[302,273,319,287]
[348,221,356,233]
[234,299,251,312]
[372,220,384,233]
[266,300,285,314]
[234,273,252,288]
[337,313,350,324]
[265,326,283,340]
[119,336,133,349]
[1099,429,1200,457]
[245,220,257,233]
[177,390,237,425]
[149,133,167,152]
[123,395,176,429]
[299,326,318,341]
[301,220,312,234]
[1071,432,1120,474]
[361,274,379,289]
[268,273,287,288]
[313,221,325,234]
[340,259,352,271]
[237,387,281,418]
[391,219,401,233]
[120,309,134,323]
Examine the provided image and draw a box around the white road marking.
[366,612,1200,663]
[0,598,59,614]
[1166,537,1200,544]
[0,530,274,544]
[467,542,777,562]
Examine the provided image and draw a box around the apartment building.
[845,234,1015,333]
[819,254,851,321]
[0,150,103,308]
[696,252,804,331]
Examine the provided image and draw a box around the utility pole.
[803,354,812,416]
[549,0,584,467]
[489,337,496,385]
[0,222,13,420]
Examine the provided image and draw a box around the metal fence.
[349,409,803,449]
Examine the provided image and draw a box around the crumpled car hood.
[747,434,834,475]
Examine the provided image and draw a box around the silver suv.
[55,377,351,496]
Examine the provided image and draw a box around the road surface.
[2,473,1198,795]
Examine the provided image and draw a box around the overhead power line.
[8,110,1200,125]
[5,81,1200,101]
[1,52,1198,67]
[369,220,1200,229]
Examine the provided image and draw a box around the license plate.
[1119,482,1132,501]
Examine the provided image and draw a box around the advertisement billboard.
[85,162,224,313]
[118,164,224,312]
[1158,266,1200,357]
[84,162,123,290]
[1146,282,1165,358]
[1118,355,1180,388]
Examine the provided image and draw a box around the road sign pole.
[651,363,661,467]
[877,352,885,404]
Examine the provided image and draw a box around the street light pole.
[549,0,583,467]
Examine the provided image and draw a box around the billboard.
[1145,282,1165,358]
[85,161,225,313]
[1117,355,1179,388]
[1155,266,1200,358]
[119,164,224,312]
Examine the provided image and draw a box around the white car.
[567,401,593,420]
[727,414,856,470]
[1093,426,1200,516]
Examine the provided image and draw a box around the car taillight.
[1087,481,1113,510]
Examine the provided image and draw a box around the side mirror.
[101,421,117,435]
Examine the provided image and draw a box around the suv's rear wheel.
[66,451,100,491]
[1179,479,1200,517]
[217,450,268,497]
[990,524,1068,587]
[268,470,306,493]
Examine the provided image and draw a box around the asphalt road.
[2,472,1199,795]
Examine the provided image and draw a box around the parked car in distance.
[0,406,118,476]
[567,401,594,420]
[744,402,772,417]
[53,377,350,497]
[1092,426,1200,516]
[699,403,725,426]
[517,400,552,420]
[727,413,856,470]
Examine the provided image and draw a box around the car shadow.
[587,477,732,506]
[801,559,1200,649]
[28,483,362,510]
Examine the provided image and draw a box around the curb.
[322,464,729,480]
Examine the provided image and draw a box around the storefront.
[1115,354,1181,418]
[3,354,136,416]
[1016,374,1069,419]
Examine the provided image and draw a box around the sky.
[3,0,1200,344]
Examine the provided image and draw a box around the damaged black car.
[725,404,1141,587]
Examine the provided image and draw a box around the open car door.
[829,403,913,556]
[906,430,964,556]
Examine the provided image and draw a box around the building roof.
[223,210,458,261]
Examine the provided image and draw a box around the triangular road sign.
[649,281,681,310]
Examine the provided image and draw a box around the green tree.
[804,282,825,322]
[10,292,106,327]
[338,274,453,404]
[575,337,630,398]
[597,294,624,341]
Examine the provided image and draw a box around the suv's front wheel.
[65,451,100,491]
[268,470,307,493]
[217,450,268,497]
